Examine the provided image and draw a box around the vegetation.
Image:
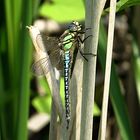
[0,0,140,139]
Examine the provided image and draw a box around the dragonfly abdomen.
[64,50,71,129]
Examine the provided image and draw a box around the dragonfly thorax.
[59,33,75,51]
[58,21,82,51]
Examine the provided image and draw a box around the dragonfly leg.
[85,27,92,30]
[77,42,88,61]
[77,39,96,61]
[78,35,92,44]
[78,47,96,60]
[77,28,92,34]
[79,50,88,61]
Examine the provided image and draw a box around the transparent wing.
[49,48,63,70]
[32,55,63,76]
[32,34,64,76]
[36,34,60,52]
[32,57,51,76]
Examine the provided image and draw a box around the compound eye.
[69,24,77,31]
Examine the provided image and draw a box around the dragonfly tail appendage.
[64,51,71,129]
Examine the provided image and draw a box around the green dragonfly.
[32,21,92,129]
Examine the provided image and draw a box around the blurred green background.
[0,0,140,140]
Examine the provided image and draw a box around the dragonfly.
[32,21,92,129]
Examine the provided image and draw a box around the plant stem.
[80,0,106,139]
[98,0,117,140]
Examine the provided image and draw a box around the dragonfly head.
[68,21,82,32]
